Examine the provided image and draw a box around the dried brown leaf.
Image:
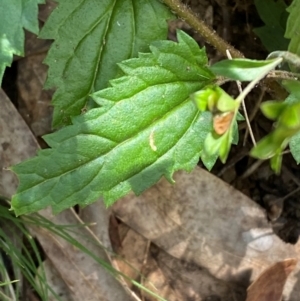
[113,169,300,300]
[246,258,297,301]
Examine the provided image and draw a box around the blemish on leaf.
[149,131,157,152]
[213,111,234,135]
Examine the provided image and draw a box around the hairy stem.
[162,0,244,58]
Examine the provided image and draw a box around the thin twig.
[241,159,264,179]
[282,165,300,187]
[239,87,266,130]
[140,240,151,301]
[242,96,256,146]
[281,186,300,202]
[226,50,256,146]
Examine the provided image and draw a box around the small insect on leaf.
[213,111,234,135]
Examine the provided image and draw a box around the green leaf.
[11,30,215,216]
[193,86,237,112]
[282,80,300,97]
[252,80,300,170]
[39,0,174,127]
[253,0,289,52]
[0,0,44,86]
[260,101,287,120]
[219,131,232,163]
[279,102,300,128]
[232,120,239,144]
[285,0,300,57]
[201,117,237,165]
[210,58,282,81]
[193,85,239,166]
[203,132,224,158]
[251,132,282,160]
[215,88,238,112]
[290,131,300,164]
[284,81,300,163]
[251,98,300,173]
[201,151,218,170]
[193,88,218,111]
[198,112,220,170]
[270,149,283,175]
[201,130,234,165]
[236,111,245,121]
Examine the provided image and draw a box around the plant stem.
[226,50,256,146]
[267,70,300,81]
[162,0,244,58]
[268,51,300,69]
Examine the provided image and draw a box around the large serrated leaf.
[0,0,44,85]
[285,0,300,57]
[40,0,174,127]
[11,31,215,216]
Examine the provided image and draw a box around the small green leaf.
[199,112,220,170]
[236,112,245,121]
[260,101,287,120]
[210,58,282,81]
[215,87,238,112]
[219,131,232,163]
[193,88,217,111]
[203,132,224,157]
[201,151,218,171]
[284,81,300,164]
[290,131,300,164]
[40,0,174,127]
[251,99,300,173]
[0,0,44,85]
[279,102,300,128]
[193,85,238,166]
[11,31,214,216]
[251,132,281,159]
[270,150,283,175]
[192,86,237,112]
[282,80,300,97]
[285,0,300,58]
[202,123,236,164]
[232,121,239,144]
